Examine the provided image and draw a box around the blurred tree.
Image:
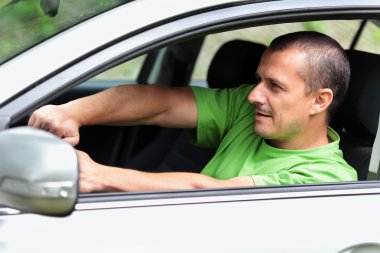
[0,0,127,64]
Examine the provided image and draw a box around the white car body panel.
[1,189,380,253]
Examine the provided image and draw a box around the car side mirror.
[0,127,78,217]
[40,0,60,17]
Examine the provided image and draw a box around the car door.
[1,1,380,253]
[1,184,380,253]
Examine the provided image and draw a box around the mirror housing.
[0,127,78,216]
[40,0,60,17]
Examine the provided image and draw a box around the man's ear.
[310,88,333,115]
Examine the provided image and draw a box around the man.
[28,31,357,193]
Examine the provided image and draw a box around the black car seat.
[331,49,380,180]
[116,40,267,172]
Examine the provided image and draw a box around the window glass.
[191,20,361,85]
[355,20,380,54]
[91,55,146,82]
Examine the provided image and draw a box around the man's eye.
[255,76,261,83]
[270,82,279,89]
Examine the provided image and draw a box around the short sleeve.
[188,85,254,148]
[188,86,230,148]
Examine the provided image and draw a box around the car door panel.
[1,186,380,253]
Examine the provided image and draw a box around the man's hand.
[76,150,112,193]
[28,104,81,146]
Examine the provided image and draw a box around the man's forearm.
[62,84,198,128]
[80,164,254,193]
[29,84,197,146]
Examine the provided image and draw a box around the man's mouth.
[256,108,272,118]
[257,111,271,117]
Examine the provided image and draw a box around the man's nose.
[248,84,265,105]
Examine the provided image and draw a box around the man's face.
[248,48,316,142]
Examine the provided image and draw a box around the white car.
[0,0,380,252]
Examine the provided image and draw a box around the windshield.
[0,0,133,66]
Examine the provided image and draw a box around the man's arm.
[77,151,254,193]
[28,84,197,145]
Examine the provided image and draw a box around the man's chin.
[253,127,273,139]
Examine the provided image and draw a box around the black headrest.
[333,49,380,143]
[207,40,267,88]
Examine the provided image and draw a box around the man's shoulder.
[191,83,255,109]
[191,83,255,92]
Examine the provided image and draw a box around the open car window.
[56,19,380,193]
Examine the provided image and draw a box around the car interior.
[332,49,380,180]
[12,19,380,185]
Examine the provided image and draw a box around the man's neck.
[267,126,330,150]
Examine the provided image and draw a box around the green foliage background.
[0,0,125,64]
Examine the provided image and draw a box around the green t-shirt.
[189,84,357,186]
